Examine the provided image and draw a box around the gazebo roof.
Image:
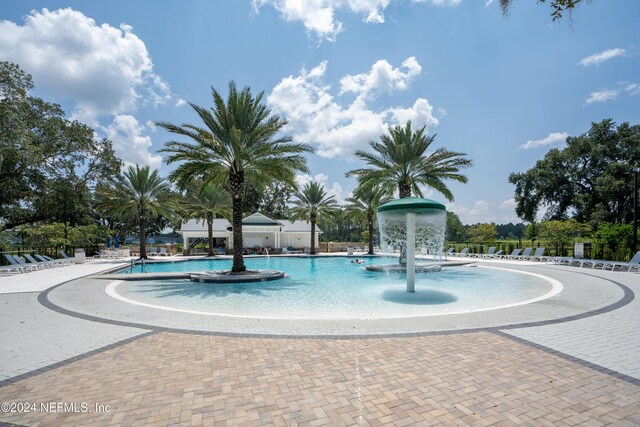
[241,212,283,226]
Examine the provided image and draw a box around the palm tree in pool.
[344,184,391,255]
[181,182,231,256]
[157,81,312,272]
[96,165,176,259]
[346,121,473,201]
[290,182,338,255]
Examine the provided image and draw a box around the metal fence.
[446,242,634,262]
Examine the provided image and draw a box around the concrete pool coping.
[96,258,475,280]
[40,261,633,338]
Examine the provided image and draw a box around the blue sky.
[1,0,638,224]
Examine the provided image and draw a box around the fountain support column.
[406,212,416,292]
[376,197,446,293]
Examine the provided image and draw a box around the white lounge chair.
[499,249,521,259]
[38,254,71,266]
[24,253,57,268]
[453,248,470,257]
[475,247,496,258]
[484,249,504,258]
[527,247,546,261]
[1,255,26,274]
[512,247,533,260]
[595,251,640,272]
[10,255,42,271]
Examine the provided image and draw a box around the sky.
[1,0,638,225]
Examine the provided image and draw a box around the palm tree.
[96,165,176,259]
[346,121,472,201]
[290,182,337,255]
[181,183,231,256]
[344,184,391,255]
[157,82,311,272]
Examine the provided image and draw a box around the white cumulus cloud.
[0,8,174,123]
[104,115,163,169]
[578,48,626,67]
[520,132,569,150]
[624,83,640,96]
[268,58,438,159]
[0,8,175,167]
[294,173,351,205]
[585,89,620,105]
[252,0,460,41]
[340,57,421,98]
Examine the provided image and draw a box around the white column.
[183,234,189,255]
[406,212,416,292]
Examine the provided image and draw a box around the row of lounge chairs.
[448,246,640,273]
[547,251,640,273]
[1,253,72,275]
[450,246,545,261]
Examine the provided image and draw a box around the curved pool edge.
[104,265,563,320]
[38,262,632,337]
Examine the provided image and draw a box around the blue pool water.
[112,257,558,319]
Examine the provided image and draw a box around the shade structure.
[377,197,447,292]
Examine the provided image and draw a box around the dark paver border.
[38,270,634,339]
[0,267,633,387]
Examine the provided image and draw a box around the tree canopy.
[158,81,311,271]
[509,119,640,226]
[290,181,337,255]
[346,121,472,201]
[0,61,121,231]
[500,0,588,20]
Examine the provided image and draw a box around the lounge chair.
[484,249,504,258]
[24,253,57,268]
[159,247,168,256]
[453,248,470,257]
[9,255,42,271]
[474,247,496,258]
[512,247,533,260]
[1,255,26,274]
[526,247,546,261]
[38,254,71,266]
[499,249,521,259]
[594,251,640,272]
[148,247,158,256]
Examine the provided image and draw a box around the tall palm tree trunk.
[367,213,374,255]
[139,214,147,259]
[399,184,411,199]
[310,212,317,255]
[230,172,246,272]
[206,212,215,257]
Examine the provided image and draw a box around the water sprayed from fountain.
[373,197,446,292]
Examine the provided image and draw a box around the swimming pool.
[110,257,560,319]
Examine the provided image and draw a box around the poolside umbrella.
[114,236,119,249]
[107,237,111,248]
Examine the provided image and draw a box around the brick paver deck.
[1,331,639,426]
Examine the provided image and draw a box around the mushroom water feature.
[375,197,447,292]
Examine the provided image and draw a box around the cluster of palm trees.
[96,81,472,273]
